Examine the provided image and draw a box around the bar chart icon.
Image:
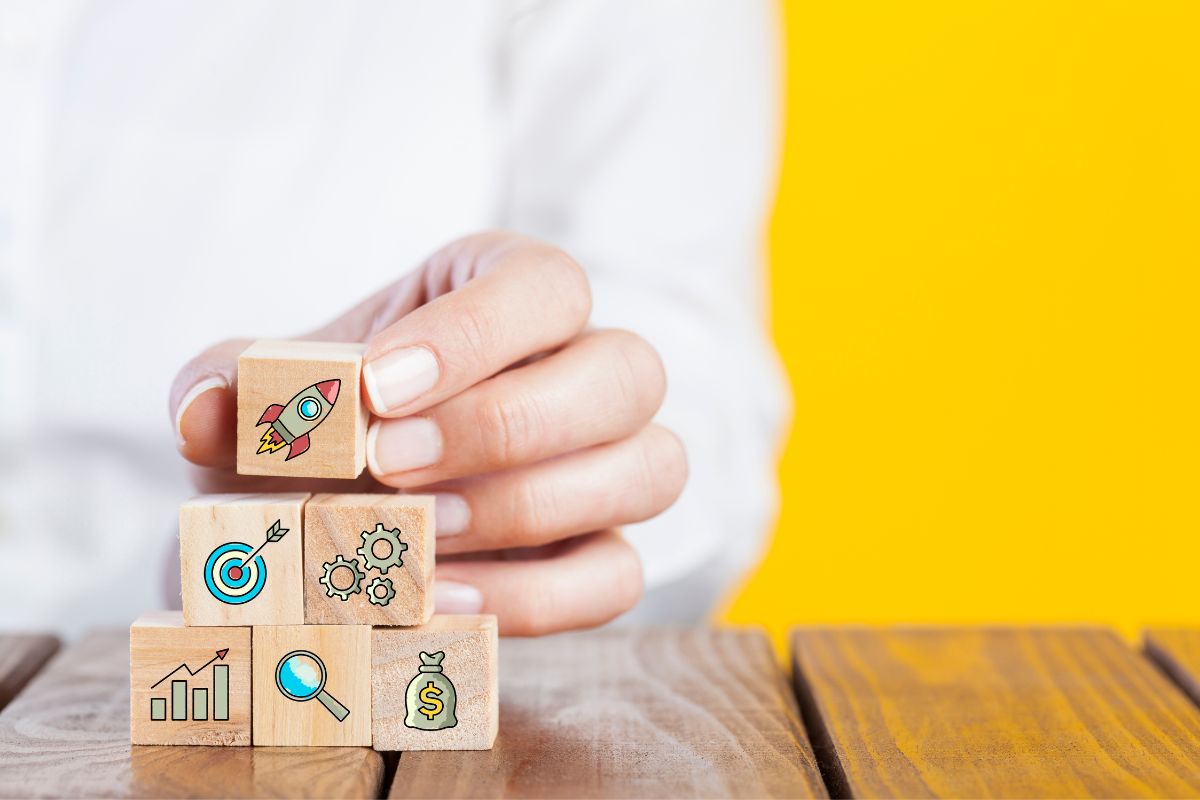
[148,649,230,722]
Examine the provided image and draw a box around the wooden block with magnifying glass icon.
[179,493,308,627]
[251,624,372,746]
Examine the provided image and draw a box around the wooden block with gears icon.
[236,340,368,480]
[303,493,435,626]
[130,612,251,746]
[372,615,499,751]
[180,493,308,626]
[252,624,372,746]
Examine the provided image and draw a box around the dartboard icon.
[204,542,267,605]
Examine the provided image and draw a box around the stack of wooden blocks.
[131,340,499,750]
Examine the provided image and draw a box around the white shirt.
[0,0,785,635]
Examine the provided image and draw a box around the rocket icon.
[256,380,340,461]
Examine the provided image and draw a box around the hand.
[170,231,687,634]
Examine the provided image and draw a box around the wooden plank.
[792,627,1200,798]
[0,631,383,798]
[388,628,827,799]
[0,634,58,712]
[1145,629,1200,709]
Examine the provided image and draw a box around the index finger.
[362,233,592,417]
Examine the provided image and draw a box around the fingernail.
[363,346,439,413]
[367,417,442,474]
[434,493,470,537]
[434,580,484,614]
[175,376,227,446]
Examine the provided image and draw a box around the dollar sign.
[418,681,443,720]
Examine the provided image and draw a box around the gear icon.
[320,554,365,601]
[357,522,408,574]
[366,576,396,606]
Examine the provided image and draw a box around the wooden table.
[3,626,1200,798]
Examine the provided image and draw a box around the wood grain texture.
[388,628,827,799]
[304,494,435,626]
[180,493,309,626]
[373,615,498,751]
[793,627,1200,798]
[0,631,383,798]
[1145,629,1200,710]
[236,340,367,479]
[0,634,58,712]
[252,625,372,746]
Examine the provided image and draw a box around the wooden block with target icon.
[180,493,308,626]
[303,493,436,626]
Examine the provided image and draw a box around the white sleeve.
[498,0,789,591]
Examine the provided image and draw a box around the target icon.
[203,519,290,606]
[205,542,267,605]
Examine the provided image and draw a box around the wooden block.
[388,628,826,798]
[372,615,498,751]
[304,494,435,626]
[130,612,251,746]
[179,493,308,626]
[236,340,367,479]
[792,626,1200,798]
[252,625,372,747]
[0,631,384,798]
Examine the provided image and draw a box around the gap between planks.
[388,628,828,799]
[0,634,58,712]
[792,626,1200,799]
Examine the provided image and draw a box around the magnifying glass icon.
[275,650,350,722]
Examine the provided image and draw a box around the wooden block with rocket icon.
[236,340,368,479]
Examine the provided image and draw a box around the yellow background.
[722,1,1200,651]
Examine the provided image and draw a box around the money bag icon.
[404,651,458,731]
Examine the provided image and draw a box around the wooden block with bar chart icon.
[179,493,308,626]
[303,494,435,626]
[236,340,368,479]
[372,615,499,751]
[252,624,372,746]
[130,611,251,746]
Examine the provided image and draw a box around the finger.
[361,234,592,418]
[427,424,687,555]
[367,329,666,486]
[170,338,250,467]
[435,530,643,636]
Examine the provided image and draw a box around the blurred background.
[3,1,1198,640]
[724,1,1200,649]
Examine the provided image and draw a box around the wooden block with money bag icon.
[372,615,499,751]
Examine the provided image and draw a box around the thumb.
[170,338,250,467]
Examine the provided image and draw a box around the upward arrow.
[150,649,230,689]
